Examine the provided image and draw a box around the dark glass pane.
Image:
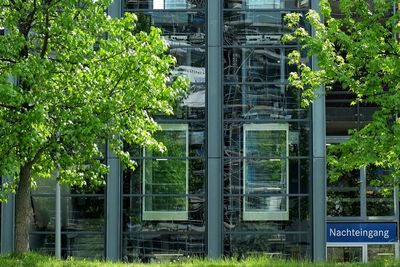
[123,159,205,195]
[123,197,205,227]
[123,232,205,262]
[64,196,105,232]
[224,233,311,259]
[224,83,308,120]
[171,47,205,83]
[223,122,310,158]
[30,233,105,259]
[64,233,104,259]
[30,195,105,233]
[327,169,361,217]
[366,167,394,217]
[224,0,309,9]
[224,11,306,45]
[326,88,377,136]
[125,122,205,157]
[125,11,206,45]
[30,233,55,255]
[223,196,310,230]
[224,48,301,83]
[368,244,395,261]
[327,247,362,263]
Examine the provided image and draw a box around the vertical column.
[105,143,122,260]
[1,65,16,253]
[1,177,15,253]
[207,0,223,259]
[106,0,122,261]
[311,0,326,261]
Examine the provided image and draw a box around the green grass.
[1,253,400,267]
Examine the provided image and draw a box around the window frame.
[142,123,189,221]
[242,123,289,221]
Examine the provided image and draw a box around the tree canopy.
[284,0,400,182]
[0,0,188,251]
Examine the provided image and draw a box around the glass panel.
[224,233,311,259]
[327,169,361,217]
[66,233,104,259]
[368,244,395,261]
[327,247,363,263]
[123,232,205,262]
[64,196,105,232]
[326,87,377,136]
[30,233,55,255]
[224,196,310,231]
[170,47,205,83]
[366,167,394,216]
[124,159,205,195]
[243,124,289,220]
[224,12,306,45]
[143,124,189,220]
[30,233,104,259]
[224,122,310,158]
[125,0,206,9]
[224,83,308,120]
[224,0,309,9]
[125,11,206,45]
[123,197,205,230]
[31,196,55,231]
[224,48,300,83]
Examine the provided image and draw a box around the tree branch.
[0,103,19,111]
[40,1,50,58]
[0,57,16,64]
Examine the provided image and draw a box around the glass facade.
[29,179,105,258]
[122,1,206,261]
[222,0,311,259]
[1,0,397,263]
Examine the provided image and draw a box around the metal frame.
[242,123,289,221]
[142,123,189,221]
[327,243,398,263]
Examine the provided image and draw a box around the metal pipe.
[55,178,61,258]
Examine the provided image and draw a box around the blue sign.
[327,223,397,243]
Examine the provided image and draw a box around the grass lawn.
[1,253,400,267]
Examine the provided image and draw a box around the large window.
[243,123,289,221]
[143,124,189,220]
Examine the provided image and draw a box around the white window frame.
[243,123,289,221]
[142,124,189,221]
[153,0,187,9]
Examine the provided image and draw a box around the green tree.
[284,0,400,181]
[0,0,188,252]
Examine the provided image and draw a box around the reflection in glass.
[224,11,297,45]
[367,244,395,261]
[224,233,310,259]
[224,0,309,9]
[366,167,394,217]
[125,0,206,9]
[224,83,306,120]
[124,11,206,46]
[327,247,362,262]
[243,124,289,221]
[224,48,299,83]
[143,124,189,220]
[327,169,360,217]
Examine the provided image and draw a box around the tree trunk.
[15,163,33,252]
